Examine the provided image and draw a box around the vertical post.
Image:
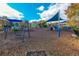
[58,10,61,39]
[2,16,8,40]
[26,21,30,39]
[28,21,30,38]
[4,26,7,40]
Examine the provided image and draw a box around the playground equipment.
[3,19,30,41]
[47,11,62,38]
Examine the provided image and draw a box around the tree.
[65,3,79,26]
[39,20,47,28]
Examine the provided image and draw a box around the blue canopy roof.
[7,19,22,22]
[47,11,63,22]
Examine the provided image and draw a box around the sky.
[8,3,52,21]
[0,3,70,21]
[0,3,24,19]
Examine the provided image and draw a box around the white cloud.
[29,19,40,23]
[37,4,59,21]
[0,3,24,19]
[37,3,71,21]
[37,6,44,11]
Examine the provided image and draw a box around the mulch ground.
[0,28,79,56]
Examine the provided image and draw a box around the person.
[50,26,53,31]
[3,22,8,32]
[49,24,53,31]
[3,23,8,39]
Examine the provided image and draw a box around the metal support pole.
[28,21,30,38]
[57,10,61,39]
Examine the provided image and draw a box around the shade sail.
[47,11,63,22]
[7,19,22,22]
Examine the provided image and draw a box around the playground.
[0,28,79,55]
[0,3,79,56]
[0,16,78,56]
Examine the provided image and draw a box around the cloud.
[37,6,44,11]
[37,3,71,21]
[29,19,41,23]
[0,3,24,19]
[37,4,59,21]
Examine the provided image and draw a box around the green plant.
[72,26,79,30]
[72,26,79,36]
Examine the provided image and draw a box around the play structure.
[0,9,75,40]
[46,11,73,38]
[2,18,30,41]
[47,11,63,38]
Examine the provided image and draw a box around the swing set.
[3,19,30,41]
